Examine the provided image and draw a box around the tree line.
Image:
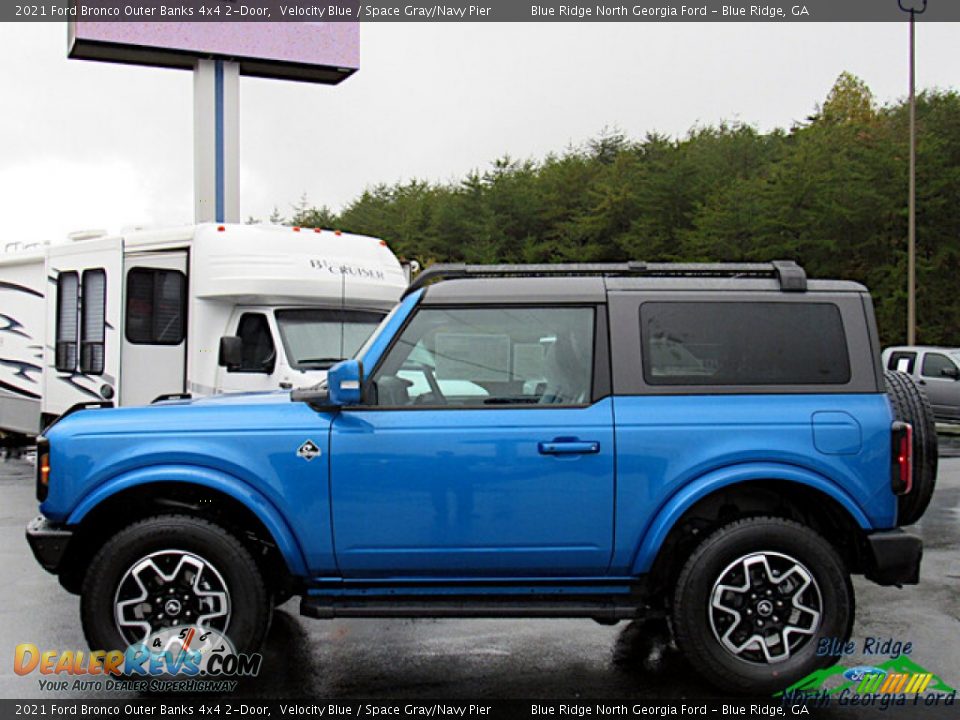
[274,73,960,346]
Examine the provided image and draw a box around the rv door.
[120,252,189,406]
[43,237,123,418]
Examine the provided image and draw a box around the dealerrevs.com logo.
[14,625,261,693]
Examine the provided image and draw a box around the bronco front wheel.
[672,517,853,694]
[80,515,271,657]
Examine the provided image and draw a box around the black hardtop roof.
[411,261,868,304]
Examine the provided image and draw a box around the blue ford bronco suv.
[27,262,937,693]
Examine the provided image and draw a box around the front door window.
[921,352,957,379]
[370,307,595,407]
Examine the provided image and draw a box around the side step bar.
[300,597,646,620]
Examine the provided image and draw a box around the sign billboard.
[68,21,359,84]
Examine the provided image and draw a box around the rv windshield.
[275,309,386,371]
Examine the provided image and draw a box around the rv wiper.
[298,357,346,369]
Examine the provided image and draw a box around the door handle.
[279,382,293,389]
[538,440,600,455]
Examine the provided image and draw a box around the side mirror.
[941,365,960,380]
[219,336,243,370]
[328,359,364,406]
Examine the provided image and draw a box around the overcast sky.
[0,21,958,246]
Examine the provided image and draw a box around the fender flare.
[67,464,309,577]
[631,462,871,575]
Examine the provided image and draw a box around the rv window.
[55,272,79,372]
[233,313,276,374]
[126,268,187,345]
[80,269,107,375]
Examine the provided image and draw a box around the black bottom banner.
[1,699,958,720]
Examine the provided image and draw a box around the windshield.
[275,309,385,370]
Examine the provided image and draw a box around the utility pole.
[899,0,927,344]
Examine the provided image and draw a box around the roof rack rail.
[404,260,806,296]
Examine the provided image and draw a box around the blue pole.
[214,59,225,224]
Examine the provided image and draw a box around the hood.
[38,389,336,527]
[46,390,326,440]
[158,390,292,407]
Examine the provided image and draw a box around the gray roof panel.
[421,276,607,305]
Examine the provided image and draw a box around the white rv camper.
[0,244,46,437]
[0,224,407,438]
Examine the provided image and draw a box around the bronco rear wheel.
[884,370,938,526]
[81,514,271,657]
[672,517,852,694]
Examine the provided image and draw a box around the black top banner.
[7,0,960,22]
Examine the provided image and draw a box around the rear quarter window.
[887,351,918,374]
[640,302,851,386]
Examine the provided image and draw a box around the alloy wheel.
[708,551,822,664]
[113,550,231,645]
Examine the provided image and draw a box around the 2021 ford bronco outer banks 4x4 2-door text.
[27,261,937,693]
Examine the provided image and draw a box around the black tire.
[884,370,938,526]
[81,514,271,657]
[672,517,853,695]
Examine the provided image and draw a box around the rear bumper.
[25,516,73,574]
[863,529,922,586]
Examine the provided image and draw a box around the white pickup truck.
[882,345,960,423]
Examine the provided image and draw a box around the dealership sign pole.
[67,17,360,225]
[194,58,240,223]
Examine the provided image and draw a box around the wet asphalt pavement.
[1,439,958,706]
